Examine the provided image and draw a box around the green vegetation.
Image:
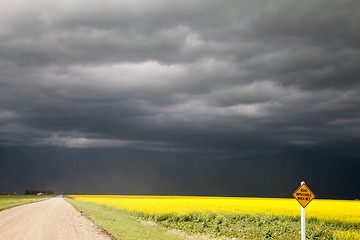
[66,196,360,240]
[0,195,53,211]
[130,212,360,239]
[66,196,182,240]
[24,189,55,195]
[128,212,336,239]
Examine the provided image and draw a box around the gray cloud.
[1,0,359,197]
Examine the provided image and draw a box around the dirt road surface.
[0,196,112,240]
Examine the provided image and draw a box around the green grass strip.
[66,196,183,240]
[0,195,53,211]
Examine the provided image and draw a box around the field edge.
[65,195,185,240]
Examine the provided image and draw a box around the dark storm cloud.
[1,0,359,197]
[1,146,359,199]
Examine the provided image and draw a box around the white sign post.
[292,181,315,240]
[301,182,306,240]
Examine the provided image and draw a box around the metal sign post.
[301,199,306,240]
[292,181,315,240]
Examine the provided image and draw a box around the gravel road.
[0,196,112,240]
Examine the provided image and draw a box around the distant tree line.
[0,192,17,195]
[24,189,55,195]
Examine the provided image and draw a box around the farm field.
[0,195,53,211]
[68,195,360,239]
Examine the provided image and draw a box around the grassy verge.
[65,196,183,240]
[0,195,53,211]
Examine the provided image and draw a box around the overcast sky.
[1,0,359,199]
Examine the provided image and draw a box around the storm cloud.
[1,0,359,198]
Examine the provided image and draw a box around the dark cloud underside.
[0,0,359,198]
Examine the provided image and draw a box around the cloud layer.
[1,0,359,197]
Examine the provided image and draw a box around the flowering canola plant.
[334,230,360,240]
[69,195,360,224]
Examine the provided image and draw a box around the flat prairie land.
[0,195,52,211]
[68,195,360,240]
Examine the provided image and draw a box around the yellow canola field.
[69,195,360,224]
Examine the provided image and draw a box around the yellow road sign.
[292,183,315,208]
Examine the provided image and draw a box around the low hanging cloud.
[0,0,359,153]
[1,0,360,198]
[37,134,134,148]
